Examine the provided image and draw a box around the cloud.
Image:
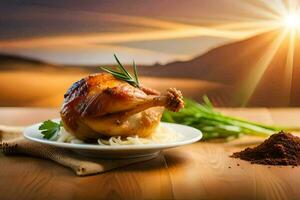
[0,0,286,64]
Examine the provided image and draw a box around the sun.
[283,13,300,29]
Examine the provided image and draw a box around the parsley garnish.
[38,120,62,139]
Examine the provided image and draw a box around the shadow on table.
[119,151,188,172]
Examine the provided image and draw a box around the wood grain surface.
[0,107,300,200]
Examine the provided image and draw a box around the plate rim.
[23,119,202,151]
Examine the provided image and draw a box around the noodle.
[56,124,182,146]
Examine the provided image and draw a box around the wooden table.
[1,108,300,200]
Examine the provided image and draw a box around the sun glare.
[283,13,300,28]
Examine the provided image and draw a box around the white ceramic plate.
[24,120,202,159]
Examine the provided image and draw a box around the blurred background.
[0,0,300,107]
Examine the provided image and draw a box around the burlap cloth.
[0,125,156,176]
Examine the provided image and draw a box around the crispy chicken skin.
[60,73,184,141]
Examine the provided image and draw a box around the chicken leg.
[61,73,184,141]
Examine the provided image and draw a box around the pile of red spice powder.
[232,131,300,166]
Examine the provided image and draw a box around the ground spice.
[231,131,300,166]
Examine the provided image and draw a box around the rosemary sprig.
[133,60,140,86]
[100,54,140,87]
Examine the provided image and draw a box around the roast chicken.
[60,73,184,141]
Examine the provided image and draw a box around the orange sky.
[0,0,295,65]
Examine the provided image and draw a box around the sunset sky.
[0,0,295,65]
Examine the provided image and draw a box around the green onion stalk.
[162,96,300,141]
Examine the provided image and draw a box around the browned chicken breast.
[60,73,184,141]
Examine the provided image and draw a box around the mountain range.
[0,29,299,107]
